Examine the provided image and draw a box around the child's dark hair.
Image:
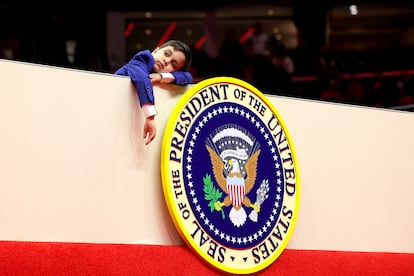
[160,40,192,71]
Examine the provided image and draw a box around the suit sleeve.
[114,51,155,106]
[171,71,193,85]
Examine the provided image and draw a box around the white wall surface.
[0,59,413,253]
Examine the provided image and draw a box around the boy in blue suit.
[115,40,193,145]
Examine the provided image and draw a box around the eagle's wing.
[244,149,261,194]
[206,145,227,192]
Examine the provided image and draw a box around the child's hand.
[143,116,156,145]
[149,73,162,84]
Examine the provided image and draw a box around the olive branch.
[203,174,225,219]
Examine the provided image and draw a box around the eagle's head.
[224,158,241,176]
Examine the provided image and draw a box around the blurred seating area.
[1,1,413,112]
[189,45,414,111]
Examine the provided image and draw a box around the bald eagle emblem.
[205,124,268,227]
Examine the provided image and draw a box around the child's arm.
[171,71,193,85]
[150,71,193,85]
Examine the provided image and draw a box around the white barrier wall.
[1,59,413,253]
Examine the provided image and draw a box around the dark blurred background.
[1,0,414,110]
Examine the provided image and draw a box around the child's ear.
[152,47,160,53]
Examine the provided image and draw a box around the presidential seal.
[161,77,300,274]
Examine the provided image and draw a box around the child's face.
[152,46,186,73]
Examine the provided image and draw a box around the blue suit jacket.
[114,50,192,106]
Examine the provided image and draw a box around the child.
[115,40,193,145]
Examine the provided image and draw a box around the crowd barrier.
[1,59,413,255]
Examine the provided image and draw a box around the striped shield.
[226,175,245,207]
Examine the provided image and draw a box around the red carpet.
[0,241,413,275]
